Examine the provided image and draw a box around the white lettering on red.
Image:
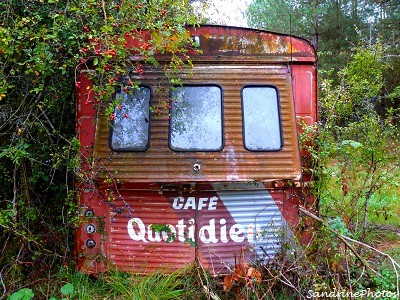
[127,218,147,243]
[183,197,196,209]
[127,217,261,244]
[199,219,218,244]
[172,196,219,210]
[172,196,184,209]
[220,218,229,243]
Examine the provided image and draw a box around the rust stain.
[92,65,302,184]
[75,25,318,274]
[185,26,314,61]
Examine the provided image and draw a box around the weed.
[8,288,34,300]
[101,268,193,300]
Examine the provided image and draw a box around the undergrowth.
[5,224,399,299]
[2,2,400,300]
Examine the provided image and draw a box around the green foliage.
[150,223,196,245]
[246,0,400,110]
[0,207,15,226]
[0,0,198,296]
[0,141,30,165]
[319,43,387,124]
[246,0,306,34]
[60,283,74,297]
[4,266,206,299]
[151,223,176,243]
[102,268,189,299]
[372,267,398,293]
[8,288,34,300]
[327,216,351,237]
[1,1,399,299]
[294,40,400,298]
[296,51,400,300]
[368,193,400,225]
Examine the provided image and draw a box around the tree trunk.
[312,0,319,51]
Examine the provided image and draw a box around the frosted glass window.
[169,86,223,151]
[110,87,150,151]
[242,86,282,151]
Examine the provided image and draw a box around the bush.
[0,0,197,296]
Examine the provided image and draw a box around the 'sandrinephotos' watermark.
[306,289,399,298]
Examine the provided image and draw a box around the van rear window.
[242,86,282,151]
[110,86,151,151]
[169,85,223,151]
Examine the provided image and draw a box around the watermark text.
[306,288,399,299]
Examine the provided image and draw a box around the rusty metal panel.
[197,183,287,275]
[124,26,316,63]
[107,190,196,272]
[187,26,316,63]
[103,184,289,275]
[92,65,302,183]
[76,25,317,274]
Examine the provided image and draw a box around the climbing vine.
[0,0,197,295]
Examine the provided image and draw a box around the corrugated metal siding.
[107,190,195,272]
[93,65,301,183]
[198,183,285,275]
[105,184,287,275]
[77,26,317,274]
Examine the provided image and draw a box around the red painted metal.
[75,25,318,274]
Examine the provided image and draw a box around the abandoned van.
[75,25,318,275]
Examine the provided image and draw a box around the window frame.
[109,85,152,152]
[241,85,284,152]
[168,84,225,152]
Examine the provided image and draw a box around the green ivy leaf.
[9,288,34,300]
[341,140,363,150]
[60,283,74,295]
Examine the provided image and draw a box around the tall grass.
[102,268,190,299]
[7,266,197,300]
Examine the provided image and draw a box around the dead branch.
[299,206,377,274]
[299,206,400,295]
[196,260,221,300]
[339,234,400,296]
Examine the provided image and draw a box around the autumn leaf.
[223,274,234,292]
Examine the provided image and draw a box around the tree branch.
[299,206,377,274]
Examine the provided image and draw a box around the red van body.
[75,25,317,275]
